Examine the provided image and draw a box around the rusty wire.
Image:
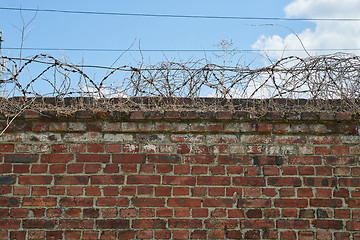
[0,52,360,114]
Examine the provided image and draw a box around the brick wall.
[0,109,360,239]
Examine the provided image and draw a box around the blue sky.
[0,0,310,66]
[1,0,359,98]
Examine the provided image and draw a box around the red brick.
[156,164,172,173]
[325,156,356,165]
[127,175,160,184]
[268,177,302,187]
[23,197,57,207]
[90,175,124,185]
[277,220,309,229]
[119,208,136,218]
[59,219,93,229]
[0,144,14,152]
[113,154,146,163]
[203,198,235,207]
[313,220,343,229]
[169,219,202,228]
[155,230,171,239]
[137,186,153,195]
[175,209,190,218]
[174,165,190,174]
[13,165,30,173]
[173,230,189,240]
[218,155,252,165]
[23,220,56,229]
[198,176,230,186]
[173,187,189,196]
[139,208,155,218]
[87,144,104,152]
[60,197,93,207]
[10,209,27,218]
[49,164,66,174]
[132,198,165,207]
[13,186,30,195]
[0,220,20,230]
[310,199,342,207]
[132,219,166,229]
[288,156,322,165]
[238,199,271,208]
[168,198,201,207]
[10,231,26,240]
[96,198,129,207]
[55,176,88,185]
[225,230,242,240]
[192,166,208,174]
[163,176,196,185]
[96,219,129,229]
[149,154,181,163]
[246,209,262,218]
[18,176,52,185]
[67,164,83,173]
[233,177,265,186]
[299,166,315,175]
[76,154,110,163]
[184,155,215,164]
[241,219,274,229]
[244,230,261,239]
[140,164,155,173]
[156,208,173,217]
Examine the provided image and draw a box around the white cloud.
[252,0,360,58]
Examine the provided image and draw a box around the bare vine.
[1,52,360,114]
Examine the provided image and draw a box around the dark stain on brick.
[138,134,161,141]
[270,178,278,185]
[9,198,18,206]
[5,155,37,163]
[317,209,329,218]
[244,221,252,228]
[76,176,87,184]
[275,156,283,165]
[44,221,55,228]
[321,179,329,186]
[307,178,314,186]
[332,178,337,187]
[0,176,15,185]
[253,156,259,165]
[352,179,359,186]
[294,179,302,186]
[30,136,40,141]
[48,135,57,141]
[299,209,314,218]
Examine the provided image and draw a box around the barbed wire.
[1,52,360,114]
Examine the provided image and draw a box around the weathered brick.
[132,198,165,207]
[96,198,129,207]
[55,176,89,185]
[5,154,38,163]
[149,154,181,163]
[0,176,15,185]
[96,219,129,229]
[76,154,110,163]
[23,220,56,229]
[168,219,202,228]
[132,219,166,229]
[168,198,201,207]
[113,154,146,163]
[233,177,265,186]
[127,175,160,185]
